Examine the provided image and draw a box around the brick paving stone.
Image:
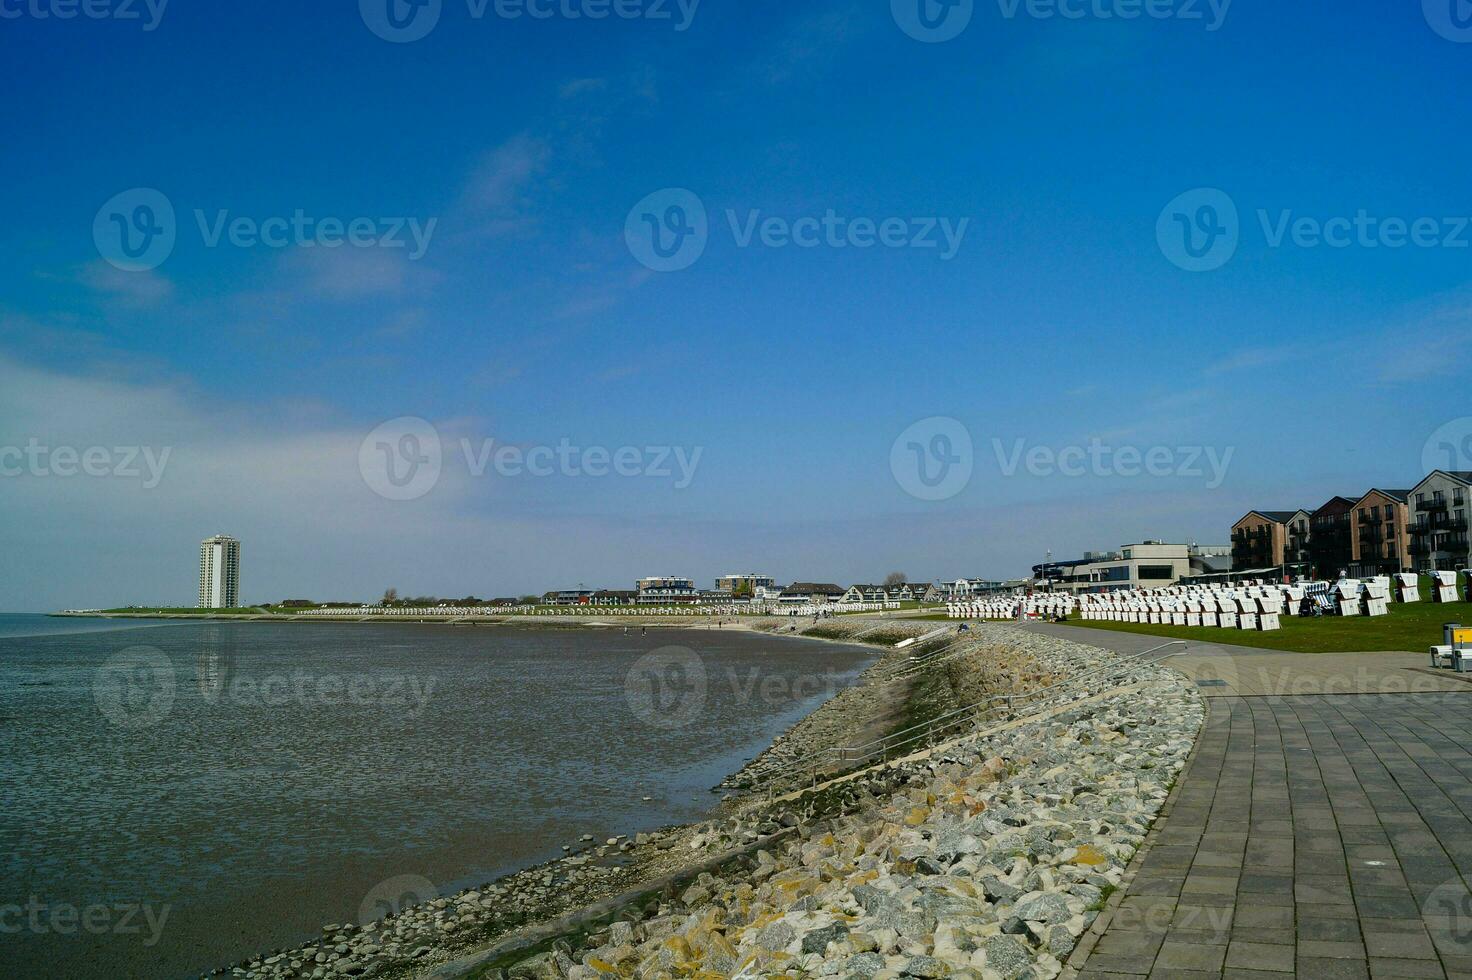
[1300,940,1370,959]
[1238,873,1294,895]
[1130,876,1185,897]
[1367,956,1446,977]
[1226,940,1296,972]
[1296,956,1372,979]
[1236,926,1297,946]
[1359,893,1427,918]
[1300,918,1367,942]
[1081,952,1157,975]
[1156,941,1228,971]
[1234,904,1294,929]
[1362,930,1440,961]
[1067,691,1472,979]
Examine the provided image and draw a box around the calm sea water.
[0,616,872,979]
[0,613,181,639]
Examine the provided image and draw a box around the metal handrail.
[871,644,965,683]
[870,628,958,666]
[749,645,1161,789]
[746,640,1188,795]
[842,640,1186,757]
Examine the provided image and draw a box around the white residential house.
[842,584,890,603]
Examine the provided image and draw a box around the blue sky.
[2,0,1470,609]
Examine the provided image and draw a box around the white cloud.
[464,135,549,211]
[0,355,482,610]
[559,77,607,99]
[76,261,174,307]
[1378,332,1469,384]
[752,5,860,86]
[1203,344,1300,376]
[282,246,440,300]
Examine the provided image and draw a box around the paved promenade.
[1029,624,1472,980]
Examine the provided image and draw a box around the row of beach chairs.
[946,571,1469,632]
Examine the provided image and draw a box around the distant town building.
[914,582,955,603]
[1409,471,1472,572]
[1231,511,1299,571]
[1232,475,1466,578]
[1035,542,1228,594]
[841,584,886,604]
[1307,496,1359,578]
[544,589,595,605]
[945,578,1012,598]
[1285,510,1312,569]
[198,535,241,609]
[779,583,846,605]
[1349,489,1412,578]
[715,574,775,594]
[636,576,699,604]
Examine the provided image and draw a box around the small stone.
[983,935,1032,979]
[1013,893,1071,924]
[902,954,945,978]
[801,923,850,955]
[1046,923,1075,957]
[1071,844,1108,867]
[756,920,796,951]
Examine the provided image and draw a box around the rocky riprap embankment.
[507,665,1202,978]
[213,627,1203,980]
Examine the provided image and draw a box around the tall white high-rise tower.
[199,535,241,609]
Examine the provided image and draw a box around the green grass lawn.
[1064,599,1472,653]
